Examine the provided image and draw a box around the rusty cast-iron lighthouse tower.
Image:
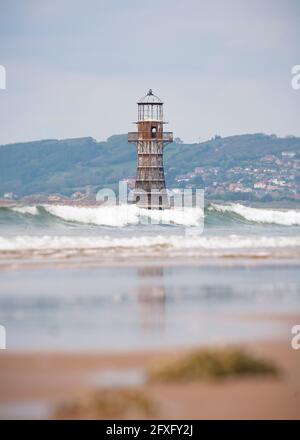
[128,90,173,209]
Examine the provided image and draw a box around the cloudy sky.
[0,0,299,144]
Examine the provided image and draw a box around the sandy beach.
[0,312,299,419]
[0,203,299,419]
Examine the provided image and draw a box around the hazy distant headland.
[0,133,299,203]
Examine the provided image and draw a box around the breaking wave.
[11,206,39,216]
[209,203,300,226]
[43,204,203,227]
[0,234,299,252]
[0,202,300,227]
[1,204,203,227]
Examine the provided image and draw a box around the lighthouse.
[128,89,173,209]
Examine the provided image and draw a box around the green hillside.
[0,133,299,198]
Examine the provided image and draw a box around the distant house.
[72,191,85,199]
[254,182,267,189]
[282,151,296,158]
[228,183,244,192]
[260,155,277,162]
[3,192,14,199]
[47,194,63,202]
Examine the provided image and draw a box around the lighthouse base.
[134,190,170,210]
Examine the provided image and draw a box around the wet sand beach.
[0,203,299,419]
[0,331,300,419]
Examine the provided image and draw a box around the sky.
[0,0,299,145]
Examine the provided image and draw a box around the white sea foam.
[43,204,139,227]
[43,204,203,227]
[0,234,299,252]
[4,203,300,227]
[210,203,300,226]
[11,206,39,216]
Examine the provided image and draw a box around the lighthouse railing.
[128,132,173,143]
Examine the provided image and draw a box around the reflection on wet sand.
[136,267,166,332]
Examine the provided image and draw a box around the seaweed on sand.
[148,347,279,383]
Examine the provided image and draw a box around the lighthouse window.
[144,105,150,120]
[151,126,157,139]
[159,196,163,210]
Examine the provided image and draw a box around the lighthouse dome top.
[138,89,163,105]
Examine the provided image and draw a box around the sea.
[0,202,300,352]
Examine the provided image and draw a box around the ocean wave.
[11,206,39,216]
[0,234,299,252]
[1,202,300,227]
[209,203,300,226]
[38,204,203,227]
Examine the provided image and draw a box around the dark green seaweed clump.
[149,348,279,382]
[55,388,155,419]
